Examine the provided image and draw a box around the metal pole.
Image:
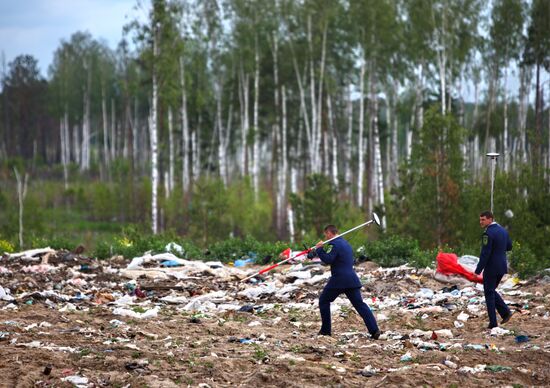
[487,152,499,213]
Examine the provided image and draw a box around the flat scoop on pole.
[240,213,382,282]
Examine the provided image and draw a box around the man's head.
[323,225,339,239]
[479,210,494,228]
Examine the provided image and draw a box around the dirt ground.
[0,251,549,387]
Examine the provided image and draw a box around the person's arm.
[316,243,338,264]
[475,232,493,275]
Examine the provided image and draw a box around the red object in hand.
[436,252,483,283]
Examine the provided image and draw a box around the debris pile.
[1,247,549,386]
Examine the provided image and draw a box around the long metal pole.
[487,153,499,213]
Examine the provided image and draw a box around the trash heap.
[1,247,549,387]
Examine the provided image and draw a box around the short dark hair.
[324,224,338,234]
[479,210,494,219]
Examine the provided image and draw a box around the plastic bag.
[436,252,483,283]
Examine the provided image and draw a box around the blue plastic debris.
[234,258,254,267]
[515,335,529,343]
[161,260,182,267]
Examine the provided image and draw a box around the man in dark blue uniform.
[312,225,380,339]
[475,211,514,329]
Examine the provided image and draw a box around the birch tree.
[13,167,28,248]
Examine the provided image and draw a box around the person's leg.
[318,287,341,335]
[344,288,379,335]
[483,275,499,328]
[493,274,511,318]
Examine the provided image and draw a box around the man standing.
[475,211,514,329]
[312,225,380,339]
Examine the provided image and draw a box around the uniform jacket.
[475,222,512,277]
[316,236,362,289]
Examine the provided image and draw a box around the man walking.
[312,224,380,339]
[475,211,514,329]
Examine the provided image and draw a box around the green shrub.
[206,235,290,263]
[29,235,76,250]
[508,241,540,278]
[360,235,420,267]
[0,238,15,253]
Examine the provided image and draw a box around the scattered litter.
[515,335,529,343]
[486,365,512,373]
[490,327,511,336]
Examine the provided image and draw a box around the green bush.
[93,226,203,260]
[29,235,76,251]
[360,235,420,267]
[206,235,290,263]
[508,241,540,278]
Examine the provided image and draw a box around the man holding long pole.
[312,224,381,339]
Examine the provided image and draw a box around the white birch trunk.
[133,97,139,169]
[373,88,386,228]
[390,82,399,186]
[345,84,353,197]
[168,106,175,194]
[192,126,200,181]
[150,31,159,235]
[13,167,28,248]
[73,124,80,165]
[102,90,110,167]
[503,66,509,173]
[60,112,69,189]
[315,22,328,174]
[252,35,260,196]
[239,67,249,177]
[81,59,91,171]
[327,95,338,188]
[179,57,190,192]
[357,58,366,207]
[110,98,116,161]
[307,15,318,174]
[473,79,479,130]
[280,86,288,234]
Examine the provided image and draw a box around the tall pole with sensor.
[487,152,500,213]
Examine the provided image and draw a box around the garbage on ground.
[490,327,511,336]
[515,335,530,343]
[435,253,483,283]
[0,245,548,386]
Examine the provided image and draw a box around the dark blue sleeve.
[317,243,337,264]
[475,232,492,275]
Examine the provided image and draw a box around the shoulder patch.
[482,234,489,246]
[324,244,333,253]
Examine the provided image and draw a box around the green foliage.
[389,106,466,248]
[29,235,77,251]
[227,178,273,240]
[290,174,340,237]
[206,235,289,263]
[188,178,231,245]
[0,239,15,253]
[94,226,202,260]
[508,241,541,278]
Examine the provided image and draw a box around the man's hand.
[315,240,324,249]
[306,249,318,259]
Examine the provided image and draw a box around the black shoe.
[487,324,497,329]
[317,331,331,336]
[371,330,381,340]
[501,311,514,324]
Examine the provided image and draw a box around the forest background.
[0,0,549,278]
